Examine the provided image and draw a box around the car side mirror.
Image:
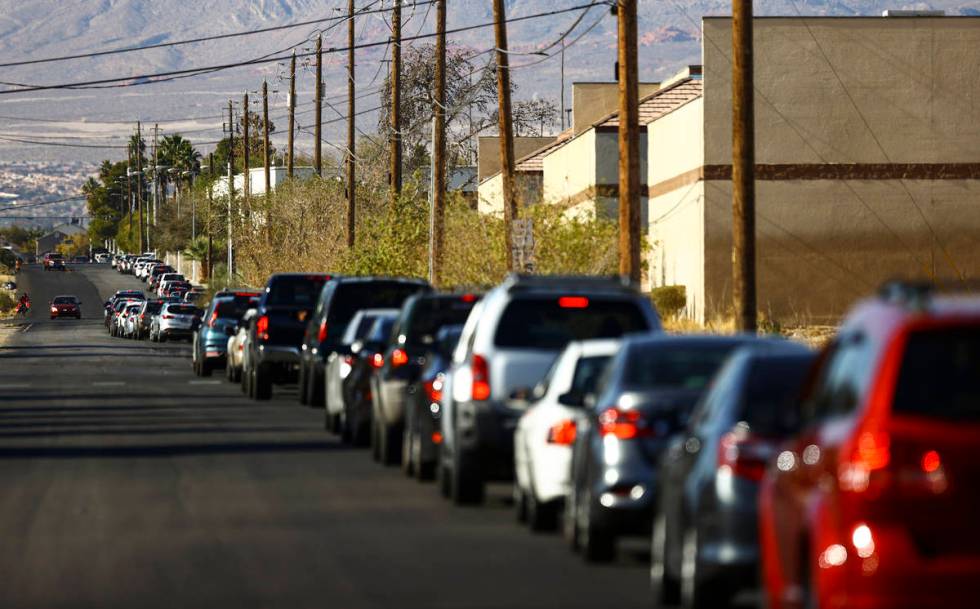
[557,391,584,408]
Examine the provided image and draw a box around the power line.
[0,2,606,95]
[0,0,436,69]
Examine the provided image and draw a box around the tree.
[158,134,202,200]
[85,159,131,244]
[380,43,501,173]
[210,110,276,174]
[512,98,560,137]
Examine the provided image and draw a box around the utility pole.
[560,40,566,131]
[243,91,250,205]
[207,152,214,281]
[617,0,641,284]
[346,0,356,247]
[127,142,133,240]
[288,51,296,178]
[492,0,517,271]
[227,100,235,279]
[136,121,145,253]
[732,0,757,332]
[263,80,271,196]
[389,0,403,203]
[314,34,323,176]
[152,124,159,244]
[431,0,447,284]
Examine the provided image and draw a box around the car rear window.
[266,276,330,307]
[494,297,649,349]
[893,327,980,420]
[402,297,476,345]
[571,355,612,396]
[738,354,816,435]
[625,343,743,391]
[328,282,428,328]
[145,302,164,314]
[166,305,198,316]
[52,296,76,304]
[214,298,254,319]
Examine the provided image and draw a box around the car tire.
[580,487,615,563]
[159,332,167,343]
[680,526,726,609]
[451,446,485,505]
[651,511,681,606]
[246,366,257,399]
[298,364,310,405]
[437,450,452,498]
[379,420,401,467]
[563,486,581,551]
[253,363,272,400]
[310,368,325,408]
[514,484,529,523]
[370,417,381,462]
[200,359,212,377]
[527,486,559,532]
[401,425,414,477]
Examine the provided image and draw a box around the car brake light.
[317,320,328,343]
[717,428,773,482]
[598,407,652,440]
[424,378,444,403]
[208,311,218,328]
[839,429,891,493]
[390,348,409,367]
[921,450,941,473]
[461,293,477,303]
[432,431,443,445]
[162,314,174,320]
[558,296,589,309]
[256,315,269,341]
[370,353,384,369]
[547,419,577,445]
[471,354,490,401]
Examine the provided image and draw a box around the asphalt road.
[0,264,652,609]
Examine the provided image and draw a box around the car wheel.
[680,526,726,609]
[451,445,485,505]
[309,368,325,408]
[514,484,529,523]
[200,359,212,377]
[401,425,414,477]
[298,364,310,405]
[253,363,272,400]
[437,447,452,498]
[159,332,167,343]
[379,420,401,467]
[527,482,559,532]
[370,417,381,462]
[247,366,257,399]
[651,511,681,606]
[580,486,615,563]
[563,486,581,551]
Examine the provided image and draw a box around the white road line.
[188,380,221,385]
[0,384,32,389]
[91,381,126,386]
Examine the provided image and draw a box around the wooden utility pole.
[243,92,250,203]
[314,34,323,176]
[207,152,214,281]
[126,141,133,239]
[263,80,271,195]
[492,0,517,271]
[136,121,145,252]
[346,0,356,247]
[389,0,403,203]
[732,0,757,332]
[617,0,641,284]
[432,0,447,283]
[227,100,235,277]
[288,51,296,178]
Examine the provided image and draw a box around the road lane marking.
[91,381,126,386]
[188,380,221,385]
[0,384,32,389]
[18,324,32,333]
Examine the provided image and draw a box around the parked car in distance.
[513,339,619,530]
[403,324,465,481]
[42,252,64,270]
[191,290,261,376]
[566,334,760,562]
[322,308,399,428]
[440,274,661,506]
[151,302,201,342]
[652,342,816,608]
[49,295,82,319]
[243,274,333,400]
[115,302,142,338]
[134,299,165,339]
[299,276,430,409]
[337,312,401,445]
[760,283,980,609]
[373,292,480,466]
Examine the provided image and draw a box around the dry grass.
[662,312,837,348]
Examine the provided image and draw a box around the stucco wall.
[478,137,555,181]
[572,82,661,134]
[698,17,980,322]
[477,173,544,216]
[543,130,598,206]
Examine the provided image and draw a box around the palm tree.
[159,134,201,202]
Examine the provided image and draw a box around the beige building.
[649,16,980,323]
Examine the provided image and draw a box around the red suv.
[759,282,980,609]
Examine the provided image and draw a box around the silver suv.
[439,274,661,504]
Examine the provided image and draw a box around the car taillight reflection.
[317,320,328,343]
[370,353,384,369]
[717,428,774,482]
[390,348,409,367]
[471,354,490,401]
[598,407,653,440]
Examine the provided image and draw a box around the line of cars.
[188,273,979,609]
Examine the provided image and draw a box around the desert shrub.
[650,285,686,319]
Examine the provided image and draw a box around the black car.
[134,300,165,339]
[402,324,465,480]
[651,343,815,608]
[337,313,400,445]
[372,293,479,466]
[297,276,430,409]
[243,273,333,400]
[565,334,764,562]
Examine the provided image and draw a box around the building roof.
[515,130,573,172]
[600,77,703,128]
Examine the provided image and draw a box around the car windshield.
[367,316,398,343]
[893,326,980,420]
[494,297,649,350]
[737,354,816,435]
[166,305,198,316]
[266,276,330,307]
[52,296,76,304]
[624,343,744,391]
[402,296,476,346]
[328,282,428,331]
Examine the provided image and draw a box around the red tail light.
[717,429,774,482]
[343,355,354,366]
[547,420,577,445]
[370,353,384,369]
[256,315,269,341]
[208,311,218,328]
[390,348,409,367]
[471,354,490,401]
[461,293,477,303]
[598,408,653,440]
[432,431,443,445]
[558,296,589,309]
[839,429,891,493]
[317,320,328,343]
[162,314,174,320]
[424,376,444,403]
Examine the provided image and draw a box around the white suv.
[439,275,661,504]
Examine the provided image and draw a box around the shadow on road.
[0,440,348,459]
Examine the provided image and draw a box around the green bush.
[650,285,686,319]
[0,290,17,316]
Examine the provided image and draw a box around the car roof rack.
[503,273,637,293]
